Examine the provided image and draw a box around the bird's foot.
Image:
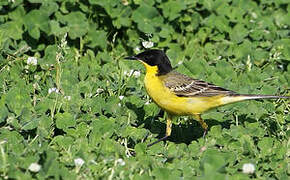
[147,135,169,147]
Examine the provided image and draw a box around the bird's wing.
[162,71,237,97]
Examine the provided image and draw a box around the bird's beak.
[125,56,138,60]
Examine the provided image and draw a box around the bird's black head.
[125,49,173,75]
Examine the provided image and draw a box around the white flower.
[64,96,71,100]
[145,101,150,105]
[121,0,129,6]
[178,61,183,65]
[96,88,104,94]
[48,87,59,94]
[119,96,124,100]
[126,70,141,77]
[34,74,41,80]
[33,83,40,89]
[145,33,153,38]
[28,163,41,172]
[27,57,37,66]
[135,47,141,52]
[0,139,7,145]
[116,158,125,166]
[263,30,270,34]
[242,163,255,174]
[133,71,141,77]
[60,33,68,49]
[74,158,85,167]
[142,41,154,49]
[251,12,257,19]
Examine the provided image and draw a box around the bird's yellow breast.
[142,62,228,115]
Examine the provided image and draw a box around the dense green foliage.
[0,0,289,179]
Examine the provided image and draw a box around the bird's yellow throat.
[140,61,184,115]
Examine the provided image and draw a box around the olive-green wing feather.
[163,71,237,97]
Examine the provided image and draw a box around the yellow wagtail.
[125,49,289,147]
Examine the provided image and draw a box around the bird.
[125,49,289,147]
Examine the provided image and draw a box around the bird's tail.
[238,94,290,100]
[221,94,289,104]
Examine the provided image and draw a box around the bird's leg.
[194,114,208,138]
[147,113,173,147]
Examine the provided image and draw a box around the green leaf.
[160,1,186,21]
[143,103,160,117]
[55,112,76,131]
[90,96,105,114]
[132,3,159,33]
[8,5,25,21]
[258,137,274,156]
[86,28,107,49]
[103,96,121,114]
[40,2,59,16]
[21,113,39,131]
[274,39,290,61]
[0,129,25,155]
[50,20,68,36]
[0,95,8,123]
[134,143,146,155]
[202,111,224,122]
[201,149,227,172]
[59,11,89,39]
[89,116,116,144]
[24,10,50,39]
[0,21,23,40]
[230,24,248,43]
[41,45,57,66]
[37,116,53,137]
[152,168,177,180]
[6,85,32,116]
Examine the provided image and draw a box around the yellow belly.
[144,72,225,115]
